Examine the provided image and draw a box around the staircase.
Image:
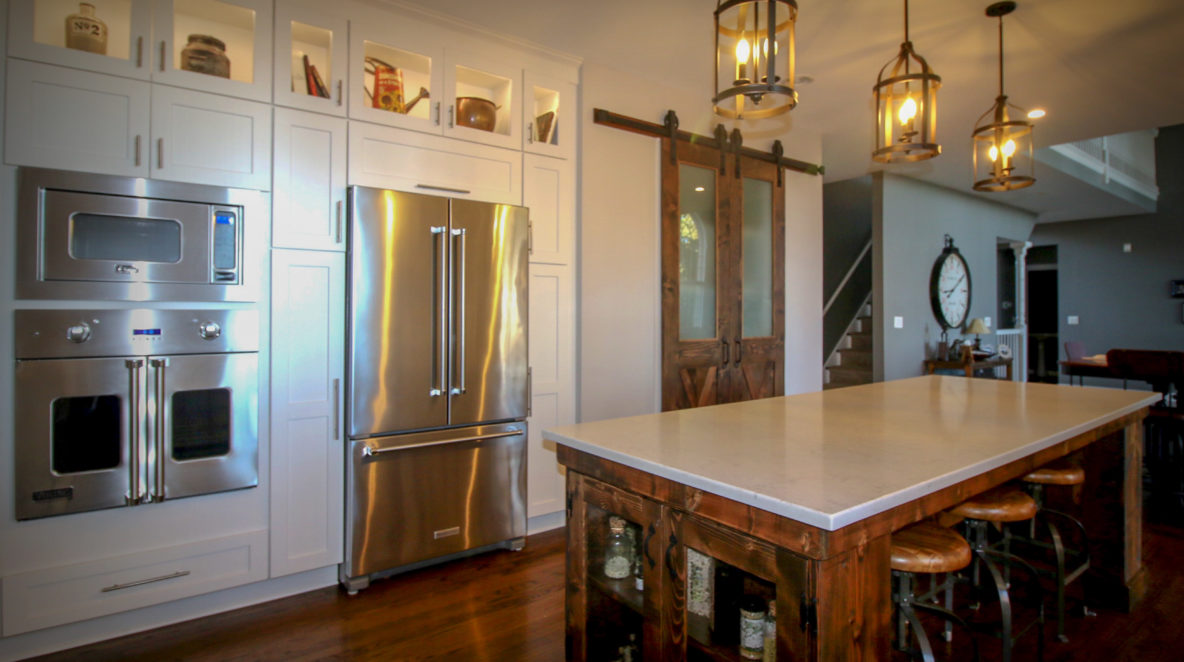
[825,302,873,389]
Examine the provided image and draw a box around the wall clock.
[929,234,971,332]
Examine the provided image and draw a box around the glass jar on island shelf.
[603,516,634,579]
[181,34,230,78]
[65,3,108,55]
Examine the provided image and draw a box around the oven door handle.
[150,358,169,502]
[125,359,147,505]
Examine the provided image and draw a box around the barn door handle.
[644,523,657,570]
[721,338,729,367]
[734,337,742,366]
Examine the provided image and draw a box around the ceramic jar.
[181,34,230,78]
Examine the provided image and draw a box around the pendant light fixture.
[713,0,798,119]
[873,0,941,163]
[972,1,1035,192]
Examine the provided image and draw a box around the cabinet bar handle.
[527,367,533,417]
[415,184,471,195]
[336,80,343,106]
[721,338,729,367]
[434,101,441,126]
[157,138,164,169]
[734,337,741,366]
[332,378,340,440]
[448,105,455,128]
[527,121,534,144]
[335,200,343,243]
[101,570,190,593]
[159,40,166,72]
[134,135,142,167]
[528,220,533,255]
[136,37,143,68]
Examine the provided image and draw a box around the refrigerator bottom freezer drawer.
[346,425,526,580]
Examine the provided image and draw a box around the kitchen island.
[544,376,1159,661]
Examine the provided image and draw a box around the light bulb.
[989,144,999,162]
[1002,139,1017,158]
[735,38,750,63]
[898,96,917,126]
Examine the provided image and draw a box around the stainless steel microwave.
[17,168,266,302]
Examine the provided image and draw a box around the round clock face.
[930,248,971,329]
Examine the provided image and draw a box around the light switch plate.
[893,316,903,329]
[1068,315,1079,325]
[985,316,992,328]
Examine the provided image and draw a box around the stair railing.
[824,240,872,316]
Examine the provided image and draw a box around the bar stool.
[948,485,1045,662]
[1015,460,1091,642]
[890,520,977,662]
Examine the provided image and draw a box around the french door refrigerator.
[342,186,529,592]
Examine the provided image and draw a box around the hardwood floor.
[26,519,1184,661]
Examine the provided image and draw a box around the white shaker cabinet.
[272,108,346,250]
[523,72,575,161]
[269,249,345,578]
[525,262,575,519]
[273,0,348,115]
[150,84,271,189]
[523,153,576,265]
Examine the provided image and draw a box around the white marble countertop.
[544,376,1159,531]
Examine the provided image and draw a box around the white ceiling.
[394,0,1184,221]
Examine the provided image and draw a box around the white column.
[1010,241,1032,382]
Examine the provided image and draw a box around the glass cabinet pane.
[530,83,560,146]
[742,177,774,338]
[453,65,513,138]
[363,41,433,121]
[584,502,645,660]
[171,0,255,83]
[679,164,718,340]
[36,0,133,60]
[289,20,332,98]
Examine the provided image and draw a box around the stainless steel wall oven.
[14,309,259,521]
[16,168,265,302]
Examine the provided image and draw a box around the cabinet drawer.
[1,529,268,636]
[348,121,521,205]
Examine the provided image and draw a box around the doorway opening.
[1027,245,1058,383]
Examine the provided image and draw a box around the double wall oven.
[12,168,266,522]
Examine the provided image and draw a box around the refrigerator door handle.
[431,226,448,397]
[451,228,467,396]
[361,429,521,457]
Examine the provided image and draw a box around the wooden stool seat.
[891,522,972,574]
[948,485,1037,523]
[1023,461,1084,486]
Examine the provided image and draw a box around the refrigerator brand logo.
[433,526,461,539]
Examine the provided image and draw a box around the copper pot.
[455,97,498,132]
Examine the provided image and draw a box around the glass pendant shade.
[873,42,941,163]
[713,0,797,119]
[972,1,1034,192]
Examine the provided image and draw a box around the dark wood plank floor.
[26,519,1184,661]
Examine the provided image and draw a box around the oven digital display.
[133,328,162,336]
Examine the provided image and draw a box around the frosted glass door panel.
[742,177,773,338]
[678,164,717,341]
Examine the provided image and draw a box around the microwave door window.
[71,214,182,264]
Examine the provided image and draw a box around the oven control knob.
[198,321,221,340]
[65,322,91,344]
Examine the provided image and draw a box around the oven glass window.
[52,395,121,474]
[172,389,231,460]
[71,213,182,263]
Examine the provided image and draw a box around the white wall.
[875,174,1036,381]
[578,63,823,422]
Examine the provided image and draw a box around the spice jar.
[739,596,767,660]
[604,516,633,579]
[180,34,230,78]
[65,3,107,55]
[762,600,777,662]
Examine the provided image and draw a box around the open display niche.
[172,0,256,84]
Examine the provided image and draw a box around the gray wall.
[1029,124,1184,379]
[822,176,875,359]
[876,174,1037,381]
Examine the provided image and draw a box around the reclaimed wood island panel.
[544,376,1159,661]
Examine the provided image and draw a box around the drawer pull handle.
[415,184,471,195]
[361,429,521,457]
[101,570,190,593]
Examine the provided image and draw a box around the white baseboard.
[527,510,566,535]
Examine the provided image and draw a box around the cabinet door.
[526,263,575,518]
[567,473,665,662]
[150,85,271,189]
[672,511,812,662]
[273,0,348,114]
[152,0,272,102]
[349,12,445,133]
[443,48,522,151]
[269,249,345,577]
[273,108,346,250]
[523,153,575,265]
[348,120,522,205]
[4,59,150,177]
[7,0,153,79]
[523,71,575,160]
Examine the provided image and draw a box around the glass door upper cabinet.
[273,1,346,115]
[349,17,444,133]
[523,71,575,160]
[153,0,272,102]
[9,0,152,78]
[443,51,520,150]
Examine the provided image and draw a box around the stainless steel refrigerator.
[342,187,529,593]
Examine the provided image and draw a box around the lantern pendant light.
[972,1,1035,192]
[873,0,941,163]
[713,0,798,119]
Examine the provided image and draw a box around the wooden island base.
[558,410,1147,661]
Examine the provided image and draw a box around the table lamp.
[965,318,990,349]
